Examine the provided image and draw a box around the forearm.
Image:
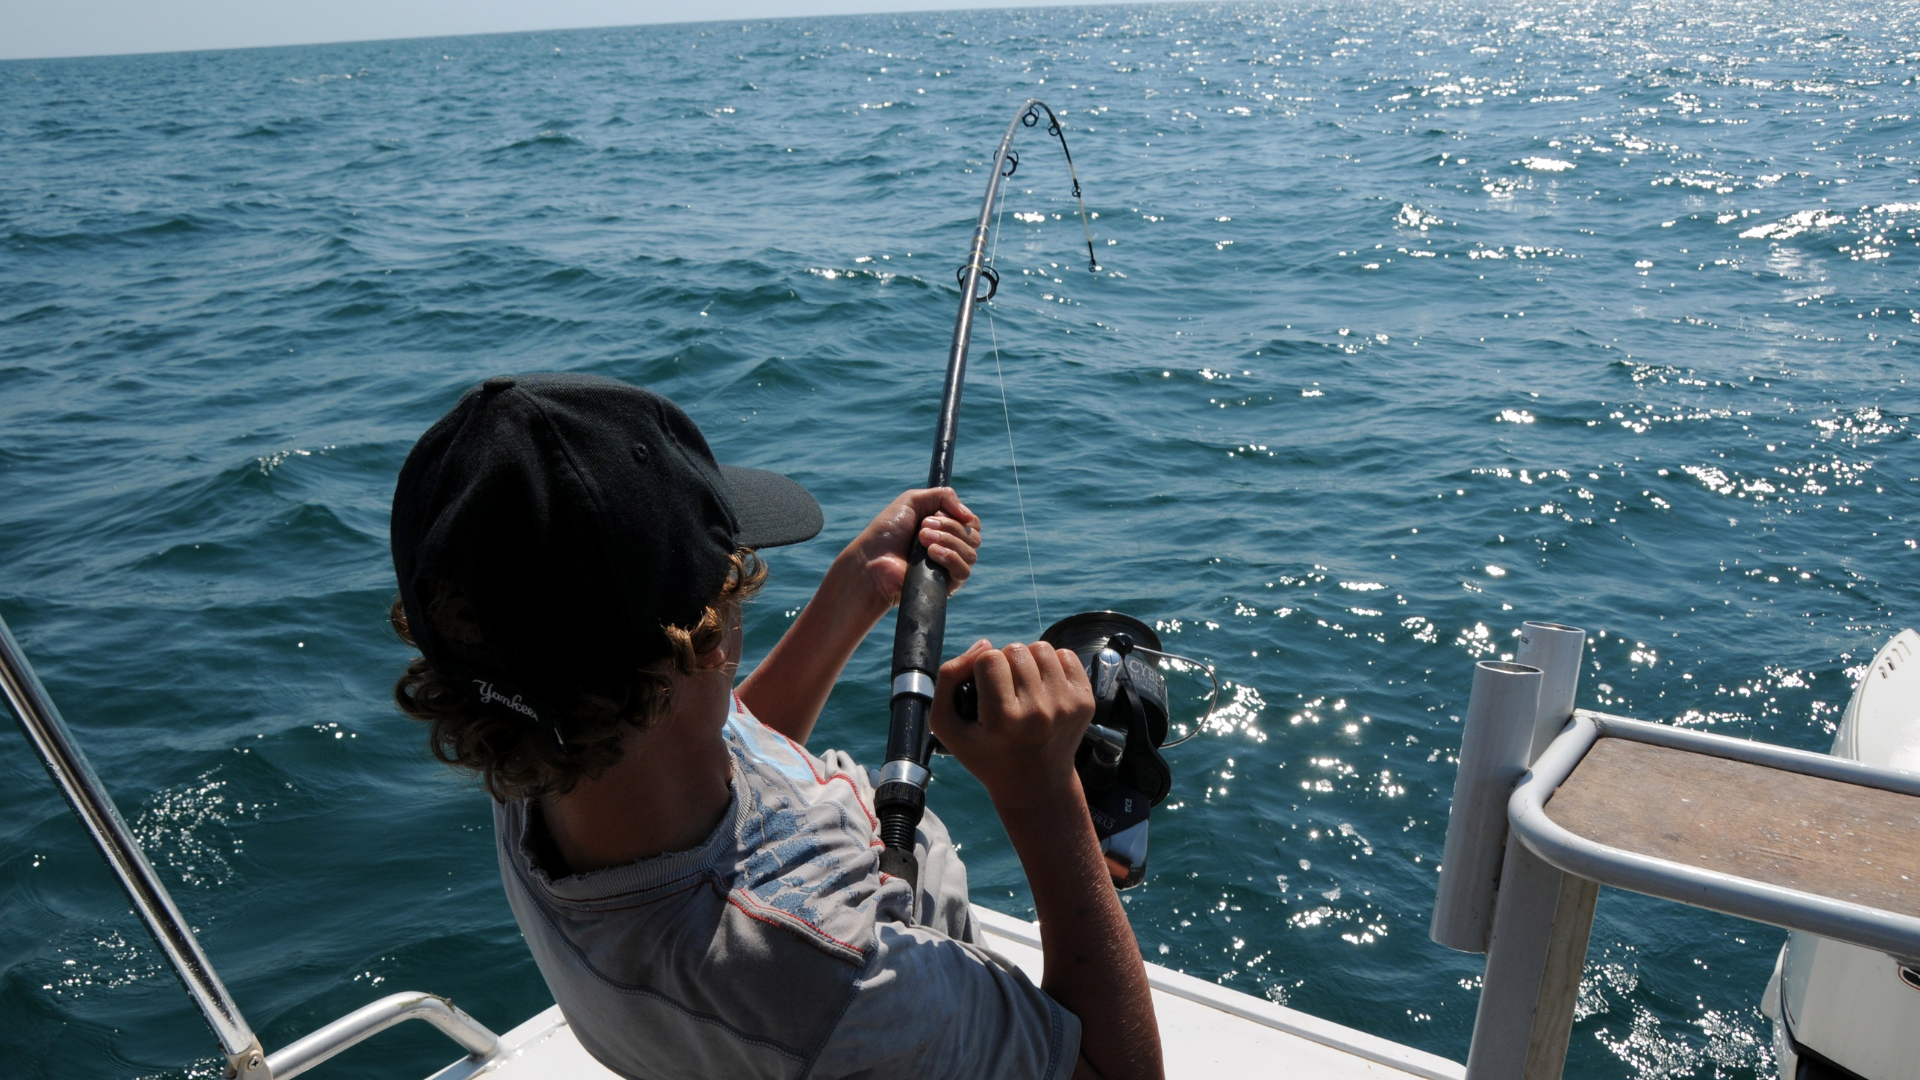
[998,785,1162,1080]
[736,551,888,744]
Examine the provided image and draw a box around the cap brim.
[720,465,824,549]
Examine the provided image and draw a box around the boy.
[389,373,1162,1080]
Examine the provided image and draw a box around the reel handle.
[952,680,979,722]
[950,630,1132,722]
[950,679,1124,764]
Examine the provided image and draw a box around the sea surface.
[2,1,1916,1076]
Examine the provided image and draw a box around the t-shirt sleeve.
[809,921,1082,1080]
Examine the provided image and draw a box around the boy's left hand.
[842,487,981,611]
[741,487,980,744]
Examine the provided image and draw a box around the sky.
[1,0,1107,62]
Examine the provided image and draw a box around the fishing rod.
[872,99,1092,888]
[873,100,1218,891]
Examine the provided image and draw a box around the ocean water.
[2,1,1916,1076]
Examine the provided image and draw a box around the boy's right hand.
[931,638,1166,1080]
[929,639,1095,809]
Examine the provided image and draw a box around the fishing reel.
[953,611,1214,889]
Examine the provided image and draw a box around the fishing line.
[979,141,1214,735]
[985,323,1040,638]
[983,159,1044,639]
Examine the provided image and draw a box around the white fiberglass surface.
[456,906,1461,1080]
[1837,629,1920,772]
[1773,628,1920,1080]
[1778,932,1920,1080]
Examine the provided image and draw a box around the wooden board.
[1545,737,1920,919]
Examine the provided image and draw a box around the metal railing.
[1433,619,1920,1080]
[0,614,501,1078]
[1513,709,1920,960]
[267,992,499,1079]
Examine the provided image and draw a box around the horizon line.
[2,0,1152,64]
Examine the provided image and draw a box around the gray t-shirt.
[495,693,1081,1080]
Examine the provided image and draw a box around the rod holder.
[1516,623,1586,765]
[1468,622,1591,1080]
[1432,660,1543,954]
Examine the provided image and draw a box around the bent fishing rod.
[871,99,1099,887]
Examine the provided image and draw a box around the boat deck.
[429,906,1463,1080]
[1548,736,1920,917]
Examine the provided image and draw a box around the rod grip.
[876,694,932,894]
[877,838,919,888]
[883,691,934,769]
[890,551,950,681]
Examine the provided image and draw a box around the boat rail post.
[0,615,268,1077]
[264,991,498,1080]
[2,613,511,1077]
[1432,659,1543,952]
[1466,622,1596,1080]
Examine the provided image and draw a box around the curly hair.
[390,549,766,801]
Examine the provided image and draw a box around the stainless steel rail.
[0,615,267,1076]
[266,992,500,1079]
[1,612,503,1078]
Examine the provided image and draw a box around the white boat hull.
[433,905,1464,1080]
[1763,629,1920,1080]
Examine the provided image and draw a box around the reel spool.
[1042,612,1174,889]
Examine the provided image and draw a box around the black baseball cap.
[390,373,822,744]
